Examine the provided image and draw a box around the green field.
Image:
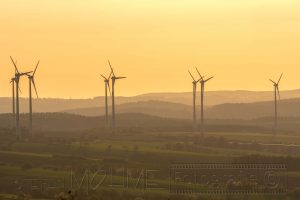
[0,130,299,200]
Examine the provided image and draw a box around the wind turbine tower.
[108,60,126,133]
[100,72,111,126]
[10,77,16,116]
[10,62,18,116]
[10,56,32,138]
[188,70,200,132]
[27,61,39,135]
[196,68,214,137]
[269,73,283,136]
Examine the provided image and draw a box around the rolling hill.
[0,113,189,132]
[2,89,300,114]
[63,98,300,120]
[63,100,191,118]
[0,112,299,134]
[206,98,300,119]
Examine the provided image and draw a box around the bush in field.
[55,190,79,200]
[54,192,67,200]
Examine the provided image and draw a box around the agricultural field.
[0,129,299,200]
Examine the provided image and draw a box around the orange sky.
[1,0,300,98]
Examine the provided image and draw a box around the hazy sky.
[1,0,300,98]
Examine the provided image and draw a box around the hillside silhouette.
[0,112,300,134]
[2,89,300,113]
[63,98,300,120]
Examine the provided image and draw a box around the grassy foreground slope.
[0,127,299,199]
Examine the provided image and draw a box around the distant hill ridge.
[0,111,299,134]
[1,89,300,115]
[63,98,300,120]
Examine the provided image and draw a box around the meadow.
[0,126,300,199]
[0,127,299,200]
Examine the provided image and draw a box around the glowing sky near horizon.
[0,0,300,98]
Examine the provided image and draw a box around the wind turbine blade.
[14,60,18,73]
[108,71,112,79]
[33,60,39,76]
[195,67,204,80]
[115,76,126,79]
[277,73,283,84]
[10,56,19,74]
[108,59,112,68]
[20,71,33,76]
[276,86,280,99]
[188,70,195,81]
[269,79,276,84]
[32,79,39,98]
[204,76,214,82]
[108,60,115,76]
[100,74,107,80]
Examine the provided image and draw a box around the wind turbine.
[188,70,200,132]
[100,72,112,126]
[269,73,283,136]
[108,60,126,133]
[11,75,22,117]
[27,61,39,135]
[10,61,18,116]
[10,56,32,138]
[10,76,22,116]
[196,68,214,137]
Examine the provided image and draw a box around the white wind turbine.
[188,70,200,132]
[10,61,19,116]
[196,68,214,137]
[108,60,126,133]
[100,72,112,126]
[10,56,32,138]
[27,61,39,135]
[269,73,283,136]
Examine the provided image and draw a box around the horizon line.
[1,88,300,99]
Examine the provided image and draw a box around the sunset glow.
[1,0,300,98]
